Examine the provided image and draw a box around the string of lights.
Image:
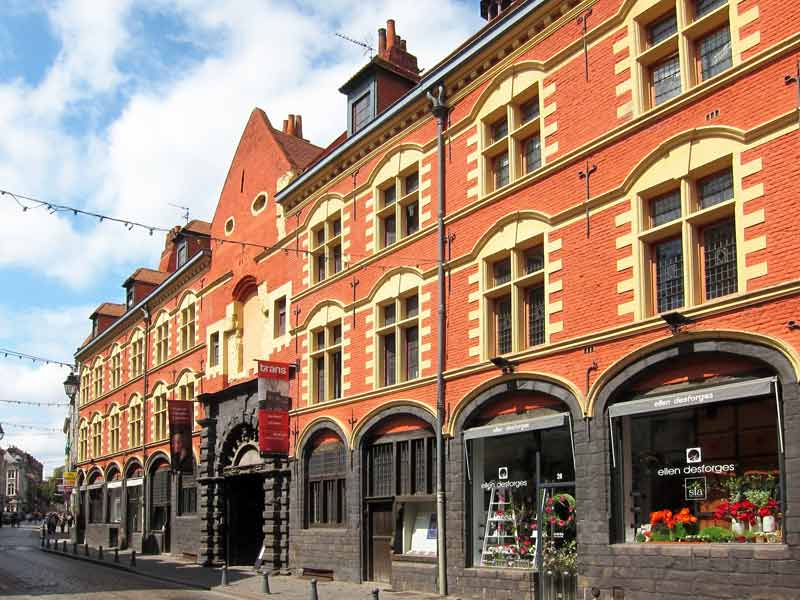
[0,348,75,369]
[0,189,441,272]
[0,422,63,433]
[0,398,69,407]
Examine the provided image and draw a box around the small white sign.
[686,447,702,464]
[498,467,508,480]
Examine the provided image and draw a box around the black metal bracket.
[579,161,597,238]
[577,9,593,81]
[349,277,360,329]
[784,58,800,126]
[292,306,302,353]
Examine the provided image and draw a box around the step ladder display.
[480,486,536,568]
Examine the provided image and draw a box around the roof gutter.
[275,0,545,205]
[74,250,210,361]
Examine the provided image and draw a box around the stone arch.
[296,417,349,458]
[363,267,424,305]
[351,400,437,450]
[303,193,345,231]
[218,420,260,471]
[366,144,424,188]
[76,469,86,487]
[105,461,122,480]
[589,331,799,417]
[468,60,545,122]
[124,457,144,478]
[232,275,258,302]
[450,373,583,436]
[468,211,552,261]
[145,451,171,473]
[300,299,346,331]
[87,466,104,484]
[177,289,198,312]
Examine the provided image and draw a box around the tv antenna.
[335,32,375,58]
[168,203,190,224]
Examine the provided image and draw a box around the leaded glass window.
[524,134,542,173]
[651,190,681,226]
[495,296,513,355]
[648,11,677,46]
[698,168,734,208]
[655,238,685,312]
[703,219,737,300]
[652,55,681,105]
[698,26,732,80]
[527,285,545,347]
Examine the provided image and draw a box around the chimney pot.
[286,114,296,137]
[294,115,303,139]
[386,19,396,50]
[282,119,289,133]
[400,38,407,51]
[378,28,387,55]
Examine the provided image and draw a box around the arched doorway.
[220,423,266,566]
[147,455,171,553]
[355,406,437,584]
[594,339,792,546]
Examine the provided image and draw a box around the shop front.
[123,460,144,550]
[580,336,800,600]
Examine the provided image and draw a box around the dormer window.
[177,239,189,268]
[126,286,135,309]
[352,92,372,134]
[92,318,99,338]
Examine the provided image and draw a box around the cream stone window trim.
[78,419,89,462]
[179,299,197,354]
[481,239,547,359]
[309,211,343,284]
[375,164,421,249]
[177,370,197,402]
[153,312,170,367]
[632,0,734,114]
[110,345,122,390]
[80,368,91,406]
[251,192,268,216]
[129,395,143,448]
[130,328,145,379]
[634,155,740,317]
[92,359,104,400]
[309,320,343,404]
[375,292,421,388]
[91,414,103,458]
[480,86,544,195]
[109,406,120,453]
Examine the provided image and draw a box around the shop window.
[465,412,575,569]
[310,212,343,283]
[482,91,544,194]
[635,1,732,112]
[376,293,420,387]
[107,485,122,523]
[310,321,343,403]
[88,487,104,523]
[126,482,142,532]
[484,242,547,357]
[609,377,783,544]
[376,167,421,250]
[306,439,347,527]
[640,164,738,315]
[180,301,196,352]
[179,472,197,515]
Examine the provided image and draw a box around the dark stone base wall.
[172,515,200,557]
[391,559,437,594]
[84,523,121,549]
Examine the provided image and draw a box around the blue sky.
[0,0,483,475]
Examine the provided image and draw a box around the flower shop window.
[107,481,122,523]
[464,413,576,570]
[609,377,784,544]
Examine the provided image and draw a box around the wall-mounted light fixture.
[490,356,516,374]
[661,311,694,335]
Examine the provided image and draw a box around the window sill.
[392,553,437,564]
[610,542,789,558]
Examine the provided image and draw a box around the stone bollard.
[131,550,136,567]
[73,542,77,555]
[114,548,119,563]
[62,540,67,552]
[84,543,89,556]
[98,546,104,560]
[261,570,271,594]
[372,588,380,600]
[309,578,318,600]
[221,564,228,586]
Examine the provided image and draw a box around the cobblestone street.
[0,524,443,600]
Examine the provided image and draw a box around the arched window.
[92,357,105,400]
[152,383,168,441]
[80,367,91,406]
[179,293,197,353]
[306,304,344,404]
[153,311,170,366]
[108,405,120,453]
[78,419,89,461]
[91,414,102,457]
[110,344,123,389]
[129,394,143,446]
[305,434,347,527]
[130,328,145,378]
[306,197,344,284]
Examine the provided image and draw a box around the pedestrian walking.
[59,513,66,534]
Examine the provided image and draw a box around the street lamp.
[63,373,79,400]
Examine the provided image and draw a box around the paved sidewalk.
[40,540,448,600]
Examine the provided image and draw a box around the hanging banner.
[257,360,292,454]
[168,400,194,472]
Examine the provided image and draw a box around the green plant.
[542,539,577,573]
[635,533,646,543]
[650,530,672,542]
[719,476,745,502]
[744,473,777,495]
[697,526,734,543]
[744,488,772,509]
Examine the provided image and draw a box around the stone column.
[197,416,224,565]
[261,457,291,572]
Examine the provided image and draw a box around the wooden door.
[369,502,393,583]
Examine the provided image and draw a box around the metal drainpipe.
[427,83,448,597]
[140,306,151,536]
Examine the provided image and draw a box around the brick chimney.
[480,0,514,20]
[377,19,419,78]
[282,114,304,139]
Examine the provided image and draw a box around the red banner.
[168,400,194,472]
[257,360,292,454]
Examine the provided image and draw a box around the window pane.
[698,168,734,208]
[332,351,342,399]
[315,356,325,402]
[405,295,419,318]
[652,55,681,105]
[405,201,419,236]
[493,152,510,188]
[383,185,396,207]
[315,330,325,350]
[524,134,541,173]
[520,98,540,124]
[495,296,512,355]
[316,253,326,282]
[648,11,677,46]
[384,215,396,246]
[405,326,419,380]
[413,438,428,495]
[369,443,394,497]
[332,324,342,345]
[383,333,396,386]
[655,238,685,312]
[333,244,342,273]
[315,228,326,247]
[383,303,396,326]
[331,218,341,237]
[699,26,732,80]
[651,190,681,226]
[695,0,727,19]
[405,172,419,194]
[524,246,544,274]
[277,298,287,336]
[527,285,545,347]
[704,219,737,300]
[398,441,411,495]
[493,257,512,286]
[492,117,508,142]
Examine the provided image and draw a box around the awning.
[125,478,143,487]
[608,377,776,419]
[107,480,123,489]
[463,412,567,441]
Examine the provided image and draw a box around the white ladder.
[480,487,518,566]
